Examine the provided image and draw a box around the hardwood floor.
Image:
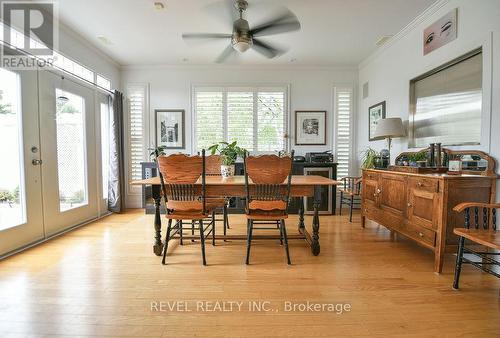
[0,210,498,337]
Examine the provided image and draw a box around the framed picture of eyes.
[423,8,457,55]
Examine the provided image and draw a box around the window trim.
[191,84,290,154]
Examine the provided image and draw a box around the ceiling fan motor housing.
[232,18,252,52]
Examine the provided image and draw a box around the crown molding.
[358,0,452,70]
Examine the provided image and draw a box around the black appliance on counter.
[305,151,334,163]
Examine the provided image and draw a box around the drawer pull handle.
[418,182,423,187]
[376,189,381,194]
[407,203,412,207]
[418,232,424,237]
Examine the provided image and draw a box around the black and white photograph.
[295,111,326,145]
[155,109,185,149]
[368,101,386,141]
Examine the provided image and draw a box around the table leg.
[298,197,305,232]
[152,185,164,256]
[311,186,321,256]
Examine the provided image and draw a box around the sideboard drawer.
[404,222,436,248]
[409,177,439,193]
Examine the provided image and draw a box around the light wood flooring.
[0,210,499,337]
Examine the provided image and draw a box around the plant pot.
[220,165,235,178]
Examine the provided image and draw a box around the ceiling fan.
[182,0,301,63]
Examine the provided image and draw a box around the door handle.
[407,203,412,207]
[32,159,43,165]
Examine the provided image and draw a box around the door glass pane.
[100,102,109,199]
[0,68,26,230]
[55,89,88,211]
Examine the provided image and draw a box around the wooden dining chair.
[338,176,362,222]
[243,151,294,265]
[452,202,499,289]
[157,150,215,266]
[205,155,230,236]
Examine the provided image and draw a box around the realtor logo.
[1,1,58,68]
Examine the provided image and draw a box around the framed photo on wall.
[295,111,327,145]
[155,109,185,149]
[368,101,386,141]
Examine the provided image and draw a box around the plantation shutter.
[127,84,147,182]
[194,86,287,152]
[257,91,286,151]
[335,87,353,178]
[227,91,254,150]
[195,90,224,151]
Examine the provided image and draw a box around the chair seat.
[246,210,288,221]
[165,212,210,220]
[453,228,500,250]
[338,188,361,196]
[249,200,287,211]
[206,198,226,208]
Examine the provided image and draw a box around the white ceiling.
[57,0,437,67]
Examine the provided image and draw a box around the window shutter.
[227,91,254,150]
[335,88,353,178]
[257,91,285,151]
[127,85,147,182]
[194,86,287,152]
[195,91,224,151]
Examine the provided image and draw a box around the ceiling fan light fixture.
[231,34,252,53]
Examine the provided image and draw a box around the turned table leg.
[311,186,321,256]
[152,184,163,256]
[298,198,305,232]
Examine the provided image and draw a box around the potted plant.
[208,141,246,178]
[148,145,167,162]
[361,147,379,169]
[407,152,427,167]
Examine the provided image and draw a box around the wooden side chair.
[205,155,230,236]
[452,203,499,289]
[157,150,215,266]
[243,151,294,265]
[338,176,362,222]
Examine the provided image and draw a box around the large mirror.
[409,48,482,148]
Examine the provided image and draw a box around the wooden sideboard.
[361,169,496,273]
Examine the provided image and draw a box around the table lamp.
[372,117,405,162]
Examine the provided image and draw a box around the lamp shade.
[372,118,405,140]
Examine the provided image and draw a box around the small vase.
[220,165,235,178]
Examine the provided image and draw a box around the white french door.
[0,68,45,255]
[38,71,98,236]
[0,67,105,256]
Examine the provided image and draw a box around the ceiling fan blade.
[251,39,286,59]
[250,10,301,37]
[182,33,232,40]
[215,44,237,63]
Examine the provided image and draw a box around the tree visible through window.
[194,87,287,152]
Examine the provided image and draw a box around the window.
[409,49,482,147]
[96,75,112,91]
[55,89,88,211]
[126,84,148,183]
[194,87,287,152]
[53,52,94,83]
[334,87,353,179]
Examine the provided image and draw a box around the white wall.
[121,65,357,155]
[356,0,500,194]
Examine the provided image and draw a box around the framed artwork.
[295,111,326,145]
[155,109,185,149]
[368,101,386,141]
[423,8,457,55]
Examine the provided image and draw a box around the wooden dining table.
[131,175,339,257]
